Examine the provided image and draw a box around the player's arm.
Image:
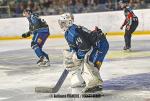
[120,18,127,30]
[22,23,34,38]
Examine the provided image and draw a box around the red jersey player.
[119,0,138,51]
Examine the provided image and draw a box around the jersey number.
[76,37,82,45]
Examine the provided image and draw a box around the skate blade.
[38,64,50,67]
[123,49,132,52]
[38,62,51,67]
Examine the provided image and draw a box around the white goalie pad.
[82,48,103,88]
[70,64,85,88]
[63,49,75,70]
[82,62,103,87]
[72,53,82,67]
[63,50,85,88]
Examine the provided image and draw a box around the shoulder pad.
[78,26,91,33]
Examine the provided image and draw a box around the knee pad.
[95,61,102,70]
[31,41,39,49]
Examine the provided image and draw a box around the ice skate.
[37,56,50,67]
[123,46,131,52]
[82,85,103,96]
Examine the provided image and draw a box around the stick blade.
[35,69,69,93]
[35,87,53,93]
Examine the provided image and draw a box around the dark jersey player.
[22,9,50,67]
[120,0,138,51]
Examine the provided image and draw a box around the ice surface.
[0,36,150,101]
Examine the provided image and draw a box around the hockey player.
[58,13,109,93]
[119,0,138,51]
[22,9,50,67]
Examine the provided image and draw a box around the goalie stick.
[35,69,69,93]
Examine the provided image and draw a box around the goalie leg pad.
[82,62,103,88]
[63,49,75,70]
[70,64,85,88]
[82,48,103,88]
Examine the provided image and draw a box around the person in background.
[22,9,50,67]
[120,0,138,51]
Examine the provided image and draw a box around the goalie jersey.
[65,24,105,59]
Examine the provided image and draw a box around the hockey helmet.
[58,13,74,31]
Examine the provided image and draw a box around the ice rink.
[0,35,150,101]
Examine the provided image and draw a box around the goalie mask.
[58,13,74,31]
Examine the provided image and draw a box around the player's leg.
[93,39,109,70]
[32,31,50,66]
[81,49,103,93]
[129,21,138,50]
[63,50,85,88]
[70,66,86,88]
[82,39,109,93]
[124,21,138,51]
[37,31,50,66]
[128,33,132,49]
[89,47,100,69]
[31,32,44,59]
[38,31,49,57]
[124,29,130,50]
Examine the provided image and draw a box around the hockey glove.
[63,50,82,71]
[72,53,82,67]
[22,31,31,38]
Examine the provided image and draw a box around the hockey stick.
[35,69,69,93]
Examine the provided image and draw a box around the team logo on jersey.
[37,38,42,44]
